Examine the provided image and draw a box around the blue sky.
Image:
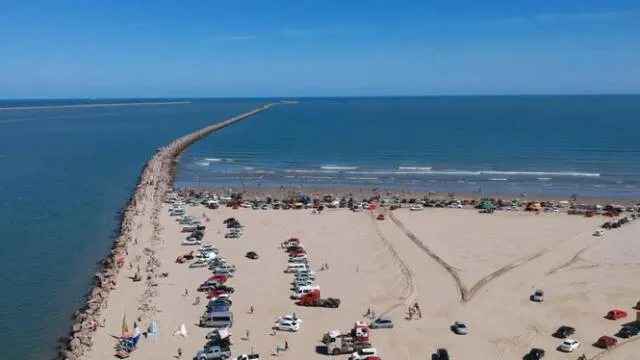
[0,0,639,97]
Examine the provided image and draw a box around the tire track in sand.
[545,234,609,276]
[389,210,592,302]
[368,211,417,316]
[388,210,468,301]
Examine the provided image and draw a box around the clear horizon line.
[2,93,640,101]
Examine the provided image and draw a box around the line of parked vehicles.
[282,237,341,308]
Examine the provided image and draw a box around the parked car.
[525,348,545,360]
[369,317,394,329]
[245,251,259,260]
[594,335,618,349]
[531,289,544,302]
[606,309,628,320]
[272,320,300,332]
[617,326,640,338]
[277,314,302,325]
[349,348,377,360]
[559,339,580,352]
[434,348,450,360]
[195,345,232,360]
[552,326,575,339]
[452,321,468,335]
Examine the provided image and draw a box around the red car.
[289,249,307,256]
[606,309,627,320]
[207,289,231,298]
[206,275,228,283]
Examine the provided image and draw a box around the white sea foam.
[398,166,432,171]
[283,168,600,178]
[320,165,358,170]
[204,157,234,163]
[286,169,339,174]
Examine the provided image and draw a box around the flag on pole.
[122,312,129,336]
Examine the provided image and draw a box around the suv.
[435,348,449,360]
[617,326,640,338]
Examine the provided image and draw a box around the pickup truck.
[195,345,232,360]
[234,354,259,360]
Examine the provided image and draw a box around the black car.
[525,348,545,360]
[616,326,640,338]
[435,348,449,360]
[552,326,575,339]
[213,284,235,293]
[246,251,259,259]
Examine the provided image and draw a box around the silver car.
[452,321,468,335]
[531,289,544,302]
[370,317,394,329]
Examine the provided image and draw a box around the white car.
[182,238,202,246]
[352,205,364,212]
[277,314,302,324]
[559,339,580,352]
[593,229,605,236]
[272,320,300,332]
[289,254,308,261]
[293,282,317,291]
[409,204,424,211]
[349,347,377,360]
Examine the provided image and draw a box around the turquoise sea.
[0,96,639,358]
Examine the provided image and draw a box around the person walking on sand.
[177,347,182,358]
[284,340,289,351]
[246,329,250,340]
[250,305,254,314]
[184,288,188,296]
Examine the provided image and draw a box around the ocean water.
[0,99,269,359]
[1,96,639,359]
[176,96,640,199]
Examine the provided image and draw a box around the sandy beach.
[85,196,640,360]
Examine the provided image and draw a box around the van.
[285,263,308,273]
[200,311,233,328]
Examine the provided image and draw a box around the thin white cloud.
[504,10,640,24]
[278,25,355,37]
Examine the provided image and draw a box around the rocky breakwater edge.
[57,102,285,360]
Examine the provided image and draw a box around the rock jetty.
[57,103,283,360]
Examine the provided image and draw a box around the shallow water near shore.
[0,99,269,359]
[176,96,640,199]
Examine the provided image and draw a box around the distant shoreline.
[0,101,191,111]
